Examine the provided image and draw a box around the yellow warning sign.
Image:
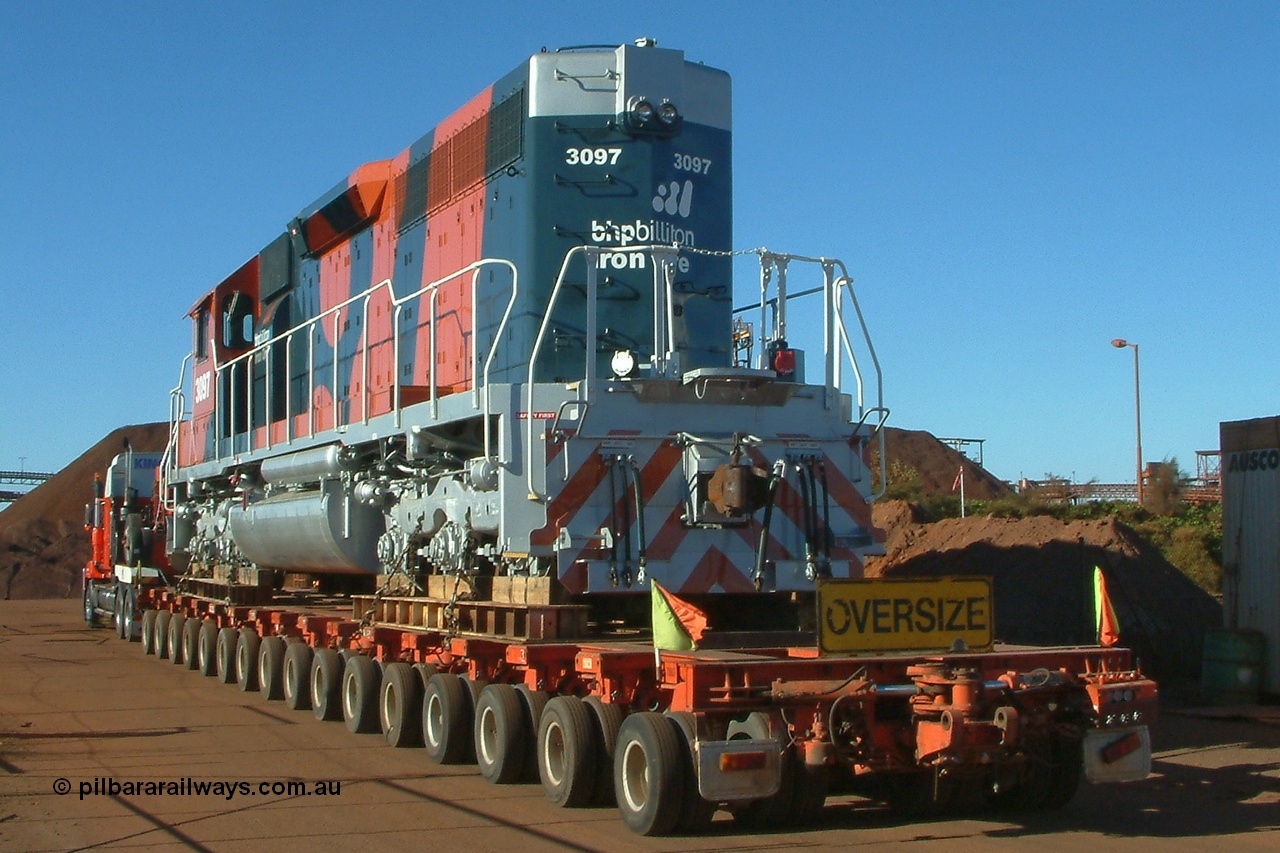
[817,577,994,654]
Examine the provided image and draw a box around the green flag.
[651,581,707,651]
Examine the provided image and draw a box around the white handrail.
[194,260,518,465]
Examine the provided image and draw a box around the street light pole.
[1111,339,1143,505]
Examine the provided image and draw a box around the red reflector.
[772,349,795,376]
[720,751,768,772]
[1101,732,1142,764]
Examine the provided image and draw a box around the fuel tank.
[227,480,382,573]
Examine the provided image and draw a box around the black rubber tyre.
[197,619,219,677]
[380,662,423,748]
[1038,735,1084,809]
[538,695,598,808]
[412,662,437,693]
[236,628,261,691]
[311,648,344,722]
[460,676,488,709]
[516,686,550,783]
[584,696,625,806]
[877,768,953,819]
[341,654,381,733]
[790,761,830,826]
[258,636,286,701]
[215,627,238,684]
[182,616,201,670]
[283,641,314,711]
[163,614,181,660]
[614,711,685,837]
[422,673,471,764]
[83,584,102,627]
[141,609,159,655]
[666,712,716,833]
[193,617,216,676]
[155,610,173,659]
[474,684,529,784]
[991,732,1084,812]
[121,587,139,642]
[114,588,126,639]
[732,753,830,829]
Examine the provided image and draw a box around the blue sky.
[2,2,1276,487]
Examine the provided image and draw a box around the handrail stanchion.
[527,246,588,500]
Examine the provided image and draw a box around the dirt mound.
[880,427,1011,499]
[866,500,1222,682]
[0,423,169,599]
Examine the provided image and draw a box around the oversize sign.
[817,577,994,654]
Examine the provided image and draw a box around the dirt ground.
[2,599,1277,853]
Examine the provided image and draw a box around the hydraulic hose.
[628,459,647,583]
[794,462,817,580]
[815,458,832,573]
[619,458,633,587]
[606,456,619,587]
[753,462,785,588]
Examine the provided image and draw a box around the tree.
[1145,457,1183,516]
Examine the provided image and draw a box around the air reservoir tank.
[228,479,382,573]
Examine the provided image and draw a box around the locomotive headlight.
[631,99,655,124]
[611,349,637,378]
[657,101,680,124]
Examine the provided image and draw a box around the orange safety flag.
[1094,566,1121,647]
[651,581,708,651]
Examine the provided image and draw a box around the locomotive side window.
[220,292,254,350]
[194,308,210,360]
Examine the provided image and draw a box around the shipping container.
[1219,415,1280,698]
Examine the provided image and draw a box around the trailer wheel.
[167,612,185,666]
[790,760,830,825]
[614,711,684,836]
[422,673,471,764]
[154,610,172,659]
[474,684,529,784]
[258,636,286,700]
[114,589,126,639]
[236,628,261,691]
[141,609,159,655]
[516,686,550,783]
[584,697,625,806]
[311,648,345,722]
[341,654,381,734]
[877,768,953,818]
[283,642,313,710]
[183,617,202,670]
[83,584,102,627]
[121,587,139,642]
[215,627,238,683]
[993,732,1084,811]
[1039,734,1084,809]
[198,620,219,677]
[666,712,716,833]
[380,662,422,748]
[539,695,599,808]
[412,662,437,693]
